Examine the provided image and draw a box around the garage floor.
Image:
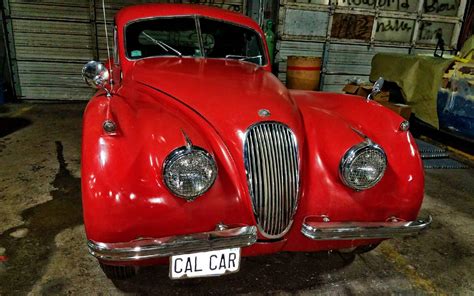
[0,103,473,295]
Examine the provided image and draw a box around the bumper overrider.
[87,217,432,261]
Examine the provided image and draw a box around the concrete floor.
[0,103,473,295]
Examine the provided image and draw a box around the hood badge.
[258,109,271,118]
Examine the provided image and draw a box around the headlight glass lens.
[340,142,387,190]
[163,147,217,200]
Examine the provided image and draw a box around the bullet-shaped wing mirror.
[82,61,110,90]
[368,77,384,101]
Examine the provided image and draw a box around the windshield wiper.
[142,32,182,57]
[225,54,262,64]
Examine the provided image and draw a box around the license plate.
[169,248,240,279]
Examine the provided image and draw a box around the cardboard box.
[379,101,412,119]
[343,84,372,97]
[343,83,389,101]
[373,92,390,102]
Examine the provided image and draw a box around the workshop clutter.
[343,80,411,119]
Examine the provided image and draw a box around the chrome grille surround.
[243,122,300,239]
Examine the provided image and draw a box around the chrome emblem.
[258,109,271,118]
[399,120,410,131]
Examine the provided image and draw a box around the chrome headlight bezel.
[162,146,217,201]
[339,141,387,191]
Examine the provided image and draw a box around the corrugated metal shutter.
[3,0,244,100]
[7,0,94,100]
[277,0,467,92]
[323,44,410,92]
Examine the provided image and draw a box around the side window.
[113,26,119,65]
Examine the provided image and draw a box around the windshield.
[125,16,267,66]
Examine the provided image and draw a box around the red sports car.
[81,4,431,280]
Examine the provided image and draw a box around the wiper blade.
[142,32,182,57]
[225,54,262,65]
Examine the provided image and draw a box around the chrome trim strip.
[88,226,257,262]
[243,122,300,239]
[301,216,432,240]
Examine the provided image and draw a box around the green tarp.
[370,53,453,128]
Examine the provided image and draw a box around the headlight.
[339,141,387,190]
[163,146,217,200]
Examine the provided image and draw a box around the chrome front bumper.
[88,225,257,262]
[301,216,432,240]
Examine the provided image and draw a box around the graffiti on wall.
[331,13,374,40]
[375,18,415,42]
[423,0,460,16]
[337,0,418,12]
[337,0,460,15]
[418,21,455,44]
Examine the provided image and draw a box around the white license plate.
[170,248,240,279]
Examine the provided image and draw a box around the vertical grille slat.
[277,126,286,233]
[244,122,299,239]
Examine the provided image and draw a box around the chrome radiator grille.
[244,122,299,238]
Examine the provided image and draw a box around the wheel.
[99,262,137,280]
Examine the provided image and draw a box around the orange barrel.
[286,56,321,90]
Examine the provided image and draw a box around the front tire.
[99,262,137,280]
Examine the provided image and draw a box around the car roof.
[115,4,261,32]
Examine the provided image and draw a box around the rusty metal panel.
[331,13,374,41]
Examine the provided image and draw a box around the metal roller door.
[4,0,96,100]
[2,0,245,100]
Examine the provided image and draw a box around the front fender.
[81,86,255,243]
[284,91,424,250]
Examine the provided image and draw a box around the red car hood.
[129,57,302,140]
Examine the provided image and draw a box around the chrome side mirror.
[367,77,384,100]
[82,61,110,90]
